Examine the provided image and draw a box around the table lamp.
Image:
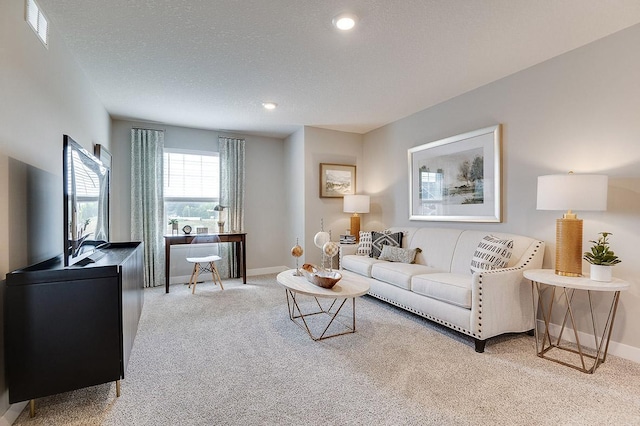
[343,195,370,242]
[536,173,608,277]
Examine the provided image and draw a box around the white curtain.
[131,128,165,287]
[219,136,245,278]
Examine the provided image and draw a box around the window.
[26,0,48,46]
[163,150,220,234]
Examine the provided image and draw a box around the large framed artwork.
[408,125,502,222]
[319,163,356,198]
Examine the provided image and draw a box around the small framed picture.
[319,163,356,198]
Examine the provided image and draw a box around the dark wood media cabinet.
[5,242,144,414]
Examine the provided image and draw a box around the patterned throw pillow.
[356,231,372,256]
[470,235,514,274]
[370,231,403,258]
[378,246,422,264]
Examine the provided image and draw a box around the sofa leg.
[474,338,486,353]
[526,328,535,337]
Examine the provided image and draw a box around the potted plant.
[168,218,179,235]
[583,232,621,282]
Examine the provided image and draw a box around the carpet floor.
[12,274,640,425]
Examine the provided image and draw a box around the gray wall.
[0,0,111,418]
[302,127,364,265]
[111,120,288,278]
[362,24,640,359]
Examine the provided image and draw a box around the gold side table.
[524,269,629,373]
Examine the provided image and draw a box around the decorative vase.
[217,221,225,234]
[590,264,612,282]
[172,223,178,235]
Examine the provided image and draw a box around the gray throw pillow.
[378,246,422,263]
[370,231,403,258]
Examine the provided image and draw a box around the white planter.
[590,264,612,282]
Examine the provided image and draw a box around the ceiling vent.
[25,0,48,47]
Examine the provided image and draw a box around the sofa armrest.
[339,244,358,270]
[470,240,545,339]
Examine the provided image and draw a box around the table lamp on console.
[343,194,370,242]
[536,172,608,277]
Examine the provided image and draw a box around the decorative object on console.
[343,194,370,242]
[408,124,502,223]
[370,231,403,258]
[537,172,608,277]
[169,218,179,235]
[583,232,621,282]
[322,241,340,271]
[182,225,192,235]
[214,204,226,233]
[470,235,513,273]
[301,263,342,289]
[196,227,208,234]
[319,163,356,198]
[313,219,332,269]
[291,238,304,276]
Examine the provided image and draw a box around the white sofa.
[340,227,545,352]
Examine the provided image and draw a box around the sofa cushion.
[371,262,435,290]
[470,235,513,274]
[370,231,403,258]
[378,246,422,264]
[341,255,383,277]
[356,231,372,256]
[411,273,472,309]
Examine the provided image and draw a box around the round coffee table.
[276,269,370,341]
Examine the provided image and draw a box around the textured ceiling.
[38,0,640,138]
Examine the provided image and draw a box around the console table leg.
[116,380,121,397]
[29,399,35,417]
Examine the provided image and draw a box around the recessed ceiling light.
[332,13,357,31]
[262,102,277,110]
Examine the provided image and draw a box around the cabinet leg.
[116,380,121,397]
[29,399,35,417]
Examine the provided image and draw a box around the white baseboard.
[0,401,27,426]
[247,266,288,276]
[169,266,288,285]
[540,320,640,364]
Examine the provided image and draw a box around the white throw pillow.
[356,231,372,256]
[470,235,513,273]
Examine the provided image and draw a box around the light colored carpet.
[13,274,640,425]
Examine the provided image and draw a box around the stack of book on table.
[339,234,356,244]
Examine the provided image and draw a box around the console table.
[5,242,144,416]
[523,269,629,373]
[164,233,246,293]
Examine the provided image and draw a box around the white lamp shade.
[537,174,608,211]
[343,195,370,214]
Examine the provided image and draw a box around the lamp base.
[555,217,583,277]
[350,215,361,242]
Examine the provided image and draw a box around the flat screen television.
[63,135,110,266]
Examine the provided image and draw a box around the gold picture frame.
[319,163,356,198]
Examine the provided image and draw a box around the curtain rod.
[131,126,166,132]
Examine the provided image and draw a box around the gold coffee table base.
[285,289,357,341]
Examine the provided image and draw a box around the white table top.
[277,269,370,298]
[523,269,630,292]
